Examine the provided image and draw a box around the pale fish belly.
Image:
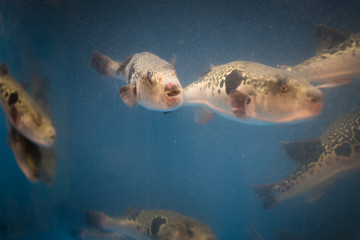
[293,48,360,83]
[183,81,275,125]
[277,155,360,203]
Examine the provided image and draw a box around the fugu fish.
[91,51,183,111]
[85,208,216,240]
[69,227,125,240]
[7,126,41,182]
[252,108,360,209]
[7,126,57,185]
[183,61,323,124]
[279,24,360,88]
[0,63,55,147]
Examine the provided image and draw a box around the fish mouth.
[164,83,182,99]
[165,89,181,97]
[306,89,323,114]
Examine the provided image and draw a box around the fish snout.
[164,83,182,98]
[47,127,56,144]
[306,88,323,113]
[307,88,323,104]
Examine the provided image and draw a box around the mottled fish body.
[85,208,216,240]
[280,25,360,88]
[91,51,183,111]
[0,63,55,147]
[184,61,323,124]
[253,108,360,209]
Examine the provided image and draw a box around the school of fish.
[0,23,359,239]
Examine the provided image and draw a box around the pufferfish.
[183,61,323,124]
[90,51,183,111]
[278,24,360,88]
[252,107,360,209]
[0,63,55,147]
[84,208,216,240]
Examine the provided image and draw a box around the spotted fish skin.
[0,63,55,147]
[253,108,360,210]
[280,25,360,87]
[184,61,323,124]
[91,51,183,111]
[85,209,216,240]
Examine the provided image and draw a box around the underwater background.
[1,0,360,239]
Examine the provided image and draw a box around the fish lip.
[165,89,181,97]
[164,89,183,107]
[164,83,182,100]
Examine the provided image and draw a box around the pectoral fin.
[119,86,137,107]
[193,107,215,124]
[229,90,249,118]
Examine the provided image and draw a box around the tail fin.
[68,227,85,239]
[252,184,280,210]
[85,210,107,229]
[90,51,121,77]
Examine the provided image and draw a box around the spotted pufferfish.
[0,63,55,147]
[253,107,360,209]
[84,208,216,240]
[279,24,360,88]
[183,61,323,124]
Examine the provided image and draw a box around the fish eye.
[279,84,288,92]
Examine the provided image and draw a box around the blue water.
[1,0,360,239]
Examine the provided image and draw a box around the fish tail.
[90,51,120,77]
[252,183,280,210]
[85,210,108,229]
[68,227,85,239]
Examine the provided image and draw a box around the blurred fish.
[253,107,360,209]
[7,125,56,184]
[91,51,183,111]
[69,227,125,240]
[85,208,216,240]
[183,61,322,124]
[7,126,41,182]
[279,24,360,88]
[0,63,55,147]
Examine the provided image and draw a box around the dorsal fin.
[314,24,351,54]
[169,54,177,67]
[0,63,9,76]
[280,139,323,164]
[124,205,140,220]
